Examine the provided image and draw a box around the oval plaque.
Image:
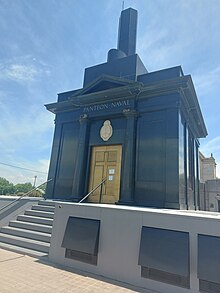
[100,120,113,141]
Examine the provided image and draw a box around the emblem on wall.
[100,120,113,141]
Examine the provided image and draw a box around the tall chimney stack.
[117,8,138,56]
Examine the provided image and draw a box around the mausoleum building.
[45,8,207,210]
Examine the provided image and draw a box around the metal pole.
[33,175,37,187]
[99,181,104,203]
[79,178,106,203]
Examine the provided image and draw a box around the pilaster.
[72,114,90,201]
[118,109,138,205]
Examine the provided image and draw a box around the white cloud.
[0,55,54,187]
[4,64,38,82]
[0,56,51,85]
[139,28,174,69]
[0,110,53,153]
[200,136,220,155]
[193,66,220,93]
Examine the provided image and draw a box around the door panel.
[88,145,122,204]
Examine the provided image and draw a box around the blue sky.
[0,0,220,185]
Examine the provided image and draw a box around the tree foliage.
[0,177,33,195]
[14,183,32,194]
[0,177,15,195]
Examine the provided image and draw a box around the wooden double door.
[88,145,122,204]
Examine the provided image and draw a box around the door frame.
[86,144,123,204]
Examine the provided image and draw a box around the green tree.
[0,177,45,196]
[14,183,33,194]
[0,178,36,195]
[0,177,15,195]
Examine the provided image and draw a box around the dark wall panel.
[164,108,179,206]
[135,111,165,206]
[137,118,164,181]
[198,234,220,284]
[179,113,187,207]
[139,227,190,276]
[54,122,79,198]
[187,127,196,209]
[62,217,100,255]
[62,216,100,265]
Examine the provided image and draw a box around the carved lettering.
[83,99,130,113]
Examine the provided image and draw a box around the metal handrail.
[0,178,53,213]
[79,178,106,203]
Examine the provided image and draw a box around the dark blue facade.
[45,8,207,209]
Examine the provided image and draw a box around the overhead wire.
[0,161,48,175]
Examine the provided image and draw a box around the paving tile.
[0,248,156,293]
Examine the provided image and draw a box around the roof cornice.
[45,75,207,138]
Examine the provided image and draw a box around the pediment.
[72,75,135,97]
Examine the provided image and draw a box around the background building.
[199,152,216,183]
[199,152,220,211]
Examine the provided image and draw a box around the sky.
[0,0,220,186]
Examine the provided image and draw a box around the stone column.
[118,109,138,205]
[72,114,89,201]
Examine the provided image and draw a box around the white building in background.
[199,152,216,183]
[199,152,220,212]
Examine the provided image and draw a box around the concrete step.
[0,233,49,253]
[25,210,54,219]
[0,200,56,257]
[0,242,48,258]
[17,215,53,226]
[9,220,52,234]
[38,200,56,207]
[32,205,55,213]
[0,226,51,243]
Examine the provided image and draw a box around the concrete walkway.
[0,249,156,293]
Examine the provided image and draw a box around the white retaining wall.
[49,203,220,293]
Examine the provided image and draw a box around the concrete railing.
[0,196,41,228]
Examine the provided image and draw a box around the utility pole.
[33,175,37,188]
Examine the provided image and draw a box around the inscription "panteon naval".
[83,99,130,113]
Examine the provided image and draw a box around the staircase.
[0,200,55,257]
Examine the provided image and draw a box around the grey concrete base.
[49,202,220,293]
